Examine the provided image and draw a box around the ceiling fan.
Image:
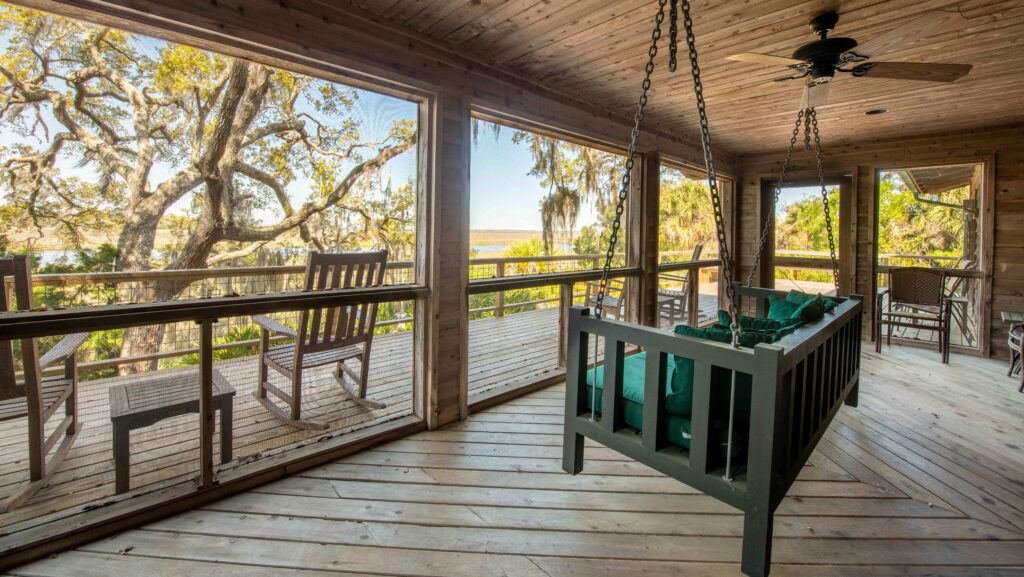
[727,10,973,108]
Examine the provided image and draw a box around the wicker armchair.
[876,267,950,363]
[1009,324,1023,393]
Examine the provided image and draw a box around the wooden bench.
[109,370,235,494]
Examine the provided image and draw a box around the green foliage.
[776,187,840,253]
[659,169,715,258]
[877,173,967,262]
[175,324,263,366]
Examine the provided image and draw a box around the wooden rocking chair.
[658,244,704,326]
[584,278,626,320]
[0,256,87,512]
[254,251,388,430]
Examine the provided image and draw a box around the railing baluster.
[558,282,573,369]
[601,338,625,432]
[198,318,215,489]
[495,261,505,318]
[642,351,668,451]
[689,360,712,473]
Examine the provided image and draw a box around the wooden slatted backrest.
[690,244,704,262]
[0,256,34,401]
[889,267,946,308]
[297,251,389,354]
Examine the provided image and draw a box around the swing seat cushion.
[769,294,826,323]
[585,352,746,454]
[786,290,840,313]
[716,310,802,333]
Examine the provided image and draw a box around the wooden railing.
[469,257,723,370]
[12,251,716,376]
[9,251,720,377]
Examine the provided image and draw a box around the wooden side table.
[109,369,235,494]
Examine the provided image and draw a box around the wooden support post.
[637,152,659,327]
[427,91,470,428]
[198,318,215,489]
[742,344,785,577]
[562,307,590,475]
[495,261,505,318]
[687,267,700,326]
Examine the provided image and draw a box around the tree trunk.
[118,216,221,374]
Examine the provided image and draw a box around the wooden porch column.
[638,151,661,327]
[426,90,471,429]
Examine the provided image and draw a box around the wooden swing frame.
[563,284,863,577]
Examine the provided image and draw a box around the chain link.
[680,0,741,336]
[593,0,666,319]
[668,0,678,72]
[809,108,841,293]
[746,109,804,286]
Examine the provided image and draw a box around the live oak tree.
[0,6,416,371]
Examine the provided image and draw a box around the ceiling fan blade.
[845,11,962,59]
[851,62,972,82]
[801,81,831,109]
[727,52,804,66]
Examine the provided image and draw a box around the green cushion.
[767,296,800,321]
[822,296,840,312]
[717,310,801,332]
[785,290,814,305]
[586,352,673,407]
[585,372,747,457]
[794,295,826,323]
[665,324,773,418]
[788,289,841,313]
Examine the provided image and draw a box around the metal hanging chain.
[745,109,804,286]
[592,0,666,320]
[589,0,666,424]
[680,0,740,339]
[809,108,841,293]
[668,0,679,72]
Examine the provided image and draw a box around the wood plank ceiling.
[341,0,1024,156]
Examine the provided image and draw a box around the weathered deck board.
[12,345,1024,576]
[0,304,724,531]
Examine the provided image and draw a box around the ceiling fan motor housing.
[792,37,859,81]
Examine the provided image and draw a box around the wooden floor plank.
[10,343,1024,576]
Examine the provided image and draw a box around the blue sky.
[1,8,630,237]
[470,125,604,231]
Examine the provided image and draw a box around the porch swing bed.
[564,286,864,577]
[559,2,865,576]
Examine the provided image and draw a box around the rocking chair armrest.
[39,332,90,369]
[253,314,297,338]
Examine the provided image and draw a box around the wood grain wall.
[18,0,733,427]
[736,124,1024,358]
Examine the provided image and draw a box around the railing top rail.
[656,258,722,273]
[0,284,428,340]
[468,266,640,294]
[19,250,716,287]
[23,260,414,286]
